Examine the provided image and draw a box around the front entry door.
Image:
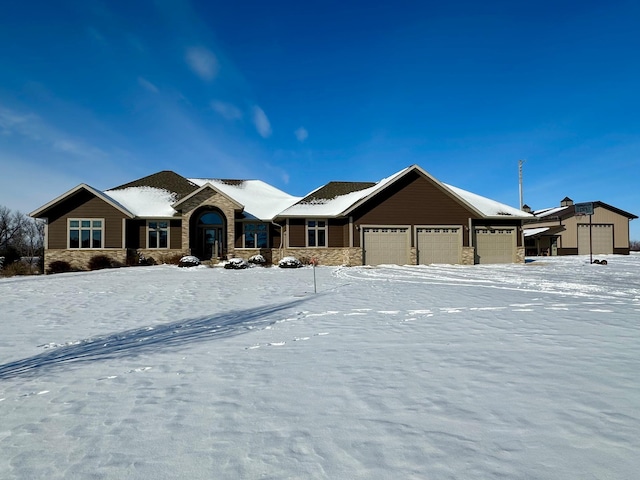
[201,227,223,260]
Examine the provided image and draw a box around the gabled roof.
[109,170,198,200]
[279,165,532,219]
[184,178,300,221]
[30,184,135,218]
[533,202,637,220]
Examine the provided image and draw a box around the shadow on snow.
[0,297,311,380]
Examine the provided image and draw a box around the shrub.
[88,255,117,271]
[248,254,266,266]
[278,256,302,268]
[47,260,72,274]
[178,256,201,268]
[0,262,31,277]
[224,257,248,269]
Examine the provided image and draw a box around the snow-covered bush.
[278,256,302,269]
[178,256,201,268]
[248,254,266,266]
[224,257,249,269]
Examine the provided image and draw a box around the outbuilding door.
[578,224,613,255]
[474,228,516,264]
[416,226,462,264]
[362,227,410,265]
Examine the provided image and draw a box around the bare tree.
[0,206,44,271]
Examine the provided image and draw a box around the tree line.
[0,205,44,275]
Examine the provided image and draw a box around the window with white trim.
[69,219,103,249]
[243,223,268,248]
[148,221,169,249]
[307,219,327,247]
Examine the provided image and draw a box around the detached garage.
[362,227,410,265]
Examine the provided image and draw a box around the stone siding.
[231,247,363,266]
[516,246,526,264]
[44,249,127,272]
[178,189,239,259]
[462,247,475,265]
[137,249,189,265]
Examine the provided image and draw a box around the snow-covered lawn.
[1,255,639,479]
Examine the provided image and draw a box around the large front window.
[307,219,327,247]
[148,221,169,248]
[243,223,268,248]
[69,219,103,248]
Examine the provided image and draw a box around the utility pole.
[518,159,525,209]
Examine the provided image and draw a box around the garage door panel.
[363,227,409,266]
[578,224,613,255]
[475,228,516,264]
[417,227,462,264]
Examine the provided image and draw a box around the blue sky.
[1,0,638,239]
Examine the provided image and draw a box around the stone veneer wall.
[516,246,526,264]
[178,189,239,259]
[136,249,189,264]
[462,247,475,265]
[232,247,363,266]
[44,249,128,272]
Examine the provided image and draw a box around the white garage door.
[474,228,516,264]
[363,227,410,265]
[578,224,613,255]
[416,227,462,264]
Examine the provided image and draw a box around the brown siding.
[288,218,306,247]
[46,190,126,249]
[351,171,476,247]
[328,218,348,247]
[170,220,182,249]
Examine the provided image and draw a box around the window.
[69,219,103,249]
[243,223,268,248]
[148,221,169,249]
[307,219,327,247]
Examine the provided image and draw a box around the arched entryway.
[192,209,226,260]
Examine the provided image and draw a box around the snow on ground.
[1,255,639,479]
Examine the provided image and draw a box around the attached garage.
[474,228,516,264]
[362,227,410,265]
[578,224,613,254]
[416,226,462,264]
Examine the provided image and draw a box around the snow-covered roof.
[279,165,531,219]
[279,167,412,217]
[188,178,301,220]
[443,184,533,218]
[533,206,569,218]
[523,227,550,237]
[104,186,179,217]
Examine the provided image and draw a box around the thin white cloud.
[138,77,159,93]
[252,106,272,138]
[185,46,219,81]
[0,105,107,160]
[294,127,308,142]
[211,100,242,121]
